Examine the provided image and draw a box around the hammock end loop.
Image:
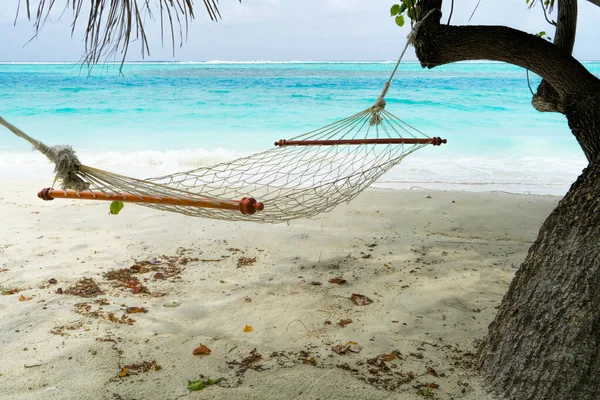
[38,187,55,201]
[239,197,264,215]
[274,139,286,147]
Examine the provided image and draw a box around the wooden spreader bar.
[274,137,447,147]
[37,188,264,215]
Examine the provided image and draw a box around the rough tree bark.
[412,1,600,399]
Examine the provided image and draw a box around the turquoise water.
[0,62,595,194]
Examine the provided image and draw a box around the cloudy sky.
[1,0,598,62]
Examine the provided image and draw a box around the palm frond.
[17,1,238,70]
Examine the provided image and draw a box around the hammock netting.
[2,105,444,223]
[0,36,447,224]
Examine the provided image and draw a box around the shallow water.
[1,61,595,194]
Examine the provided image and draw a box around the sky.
[0,0,598,62]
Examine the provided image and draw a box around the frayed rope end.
[45,145,90,192]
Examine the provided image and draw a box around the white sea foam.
[0,150,586,196]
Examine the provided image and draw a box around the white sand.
[0,179,560,400]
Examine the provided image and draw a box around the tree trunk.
[412,2,600,399]
[478,158,600,400]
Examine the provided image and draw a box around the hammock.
[0,39,446,224]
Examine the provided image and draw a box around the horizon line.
[2,60,599,64]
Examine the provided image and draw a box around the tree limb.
[532,0,577,113]
[411,9,600,97]
[586,0,600,7]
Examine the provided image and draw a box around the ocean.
[0,61,595,195]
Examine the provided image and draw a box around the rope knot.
[46,145,90,191]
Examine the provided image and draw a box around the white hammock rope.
[0,34,447,224]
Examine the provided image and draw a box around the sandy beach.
[0,179,560,400]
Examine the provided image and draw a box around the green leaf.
[395,15,405,27]
[390,4,400,16]
[399,3,407,13]
[407,7,414,20]
[187,380,205,391]
[109,201,124,215]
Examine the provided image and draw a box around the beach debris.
[310,281,322,286]
[338,319,353,327]
[109,201,124,215]
[104,269,148,294]
[51,321,87,336]
[367,243,378,248]
[328,277,347,285]
[104,251,195,294]
[296,350,318,366]
[324,320,332,325]
[48,278,57,285]
[163,301,181,308]
[332,341,362,355]
[65,278,104,298]
[117,360,161,378]
[350,293,373,306]
[74,303,135,325]
[362,254,372,259]
[125,306,148,314]
[193,344,211,356]
[227,348,264,376]
[427,367,438,377]
[56,288,63,294]
[414,382,440,397]
[227,248,243,254]
[332,345,348,355]
[378,353,397,362]
[95,298,109,306]
[24,363,43,369]
[236,257,256,268]
[1,287,21,295]
[187,377,222,391]
[243,325,253,332]
[19,294,33,301]
[244,297,252,302]
[347,341,362,353]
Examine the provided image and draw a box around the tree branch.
[411,10,599,97]
[532,0,577,113]
[586,0,600,7]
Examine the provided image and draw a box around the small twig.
[447,0,454,25]
[287,319,309,333]
[526,69,535,96]
[468,0,483,22]
[540,3,557,26]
